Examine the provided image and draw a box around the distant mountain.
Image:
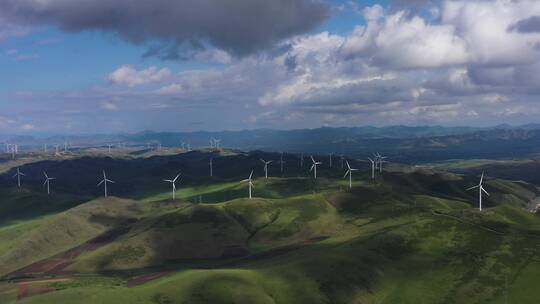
[4,125,540,162]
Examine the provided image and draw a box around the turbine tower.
[260,158,273,179]
[209,158,213,177]
[368,158,376,180]
[329,153,333,168]
[343,160,358,189]
[373,153,380,170]
[43,171,56,195]
[310,156,322,179]
[378,153,388,173]
[300,153,304,168]
[163,173,181,200]
[467,172,489,211]
[13,167,24,188]
[279,153,285,173]
[97,170,115,198]
[241,170,254,199]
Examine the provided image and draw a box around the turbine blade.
[466,185,480,191]
[249,170,254,179]
[480,172,484,184]
[97,180,104,186]
[343,170,350,178]
[482,187,489,196]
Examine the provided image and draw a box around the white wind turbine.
[310,156,322,179]
[107,144,113,154]
[368,158,376,180]
[467,172,489,212]
[260,158,273,179]
[279,153,285,173]
[329,153,333,168]
[378,153,388,173]
[163,173,181,200]
[13,167,24,188]
[43,171,56,195]
[340,155,345,169]
[97,170,115,198]
[343,160,358,189]
[241,170,254,199]
[209,157,213,177]
[373,153,380,170]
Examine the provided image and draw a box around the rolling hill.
[0,150,538,303]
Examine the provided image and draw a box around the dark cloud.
[509,16,540,33]
[0,0,329,58]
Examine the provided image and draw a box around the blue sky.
[1,0,540,134]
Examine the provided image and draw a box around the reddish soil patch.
[17,281,57,301]
[8,226,131,278]
[127,272,172,287]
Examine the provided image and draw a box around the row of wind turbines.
[8,150,489,211]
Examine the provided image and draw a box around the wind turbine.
[13,167,24,188]
[467,172,489,212]
[343,160,358,189]
[340,155,345,169]
[107,144,113,154]
[310,156,322,179]
[373,153,381,170]
[368,158,376,180]
[209,158,213,177]
[300,153,304,168]
[378,153,388,173]
[260,158,273,179]
[97,170,115,198]
[241,170,254,199]
[329,153,333,168]
[279,153,285,174]
[43,171,56,195]
[163,173,181,200]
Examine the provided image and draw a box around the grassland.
[0,151,538,303]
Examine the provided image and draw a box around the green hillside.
[0,151,538,303]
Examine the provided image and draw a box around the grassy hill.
[0,151,538,303]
